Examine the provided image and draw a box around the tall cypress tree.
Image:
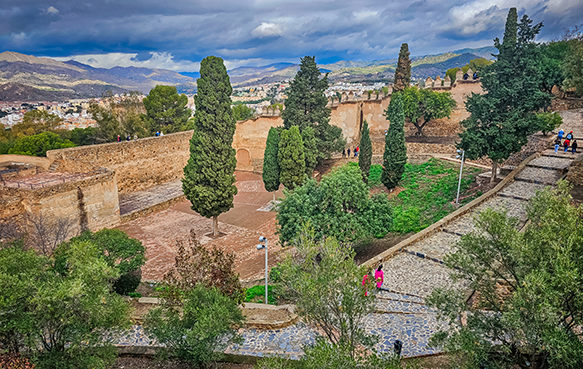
[282,56,344,163]
[182,56,237,237]
[262,127,281,202]
[458,8,549,182]
[358,120,372,183]
[381,93,407,190]
[278,126,305,190]
[393,44,411,92]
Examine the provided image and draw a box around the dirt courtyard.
[119,172,285,283]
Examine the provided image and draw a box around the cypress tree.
[278,126,305,190]
[282,56,344,163]
[262,127,281,202]
[393,44,411,92]
[358,120,372,183]
[381,93,407,190]
[182,56,237,237]
[301,126,318,178]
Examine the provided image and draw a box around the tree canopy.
[278,126,306,190]
[400,87,456,136]
[182,56,238,237]
[9,131,75,157]
[282,56,344,163]
[232,104,255,121]
[458,8,551,182]
[262,127,281,194]
[276,164,392,245]
[563,26,583,96]
[143,85,191,134]
[428,181,583,369]
[358,120,372,183]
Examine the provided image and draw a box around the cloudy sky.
[1,0,581,71]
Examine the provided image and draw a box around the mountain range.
[0,46,495,101]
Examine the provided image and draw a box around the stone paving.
[528,156,573,171]
[515,166,563,185]
[406,232,460,261]
[498,181,547,200]
[119,180,183,215]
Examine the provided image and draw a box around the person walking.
[572,140,578,154]
[342,149,346,158]
[558,129,565,140]
[374,264,384,290]
[355,146,359,157]
[354,147,357,157]
[566,131,574,140]
[554,137,562,153]
[117,135,121,142]
[564,138,571,153]
[347,148,351,157]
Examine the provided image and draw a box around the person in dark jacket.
[555,137,562,153]
[572,140,578,154]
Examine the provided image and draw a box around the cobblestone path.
[114,110,581,360]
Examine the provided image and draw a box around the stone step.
[404,231,460,262]
[375,299,433,314]
[528,156,573,172]
[542,149,578,159]
[500,165,516,175]
[498,181,548,201]
[514,166,562,185]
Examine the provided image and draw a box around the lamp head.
[259,236,267,242]
[256,244,265,250]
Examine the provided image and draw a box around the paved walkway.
[114,109,582,359]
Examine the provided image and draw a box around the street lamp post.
[256,236,268,305]
[456,149,465,204]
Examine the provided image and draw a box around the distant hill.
[0,51,197,101]
[411,53,481,78]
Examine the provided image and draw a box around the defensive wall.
[0,169,120,235]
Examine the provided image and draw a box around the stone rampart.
[0,155,52,170]
[0,170,120,235]
[47,131,193,194]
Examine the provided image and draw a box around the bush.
[535,111,563,136]
[8,132,75,157]
[0,353,35,369]
[245,285,276,305]
[55,229,146,295]
[144,285,244,366]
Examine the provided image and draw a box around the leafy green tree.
[276,164,392,245]
[232,104,255,121]
[56,229,147,295]
[142,85,191,134]
[11,110,63,137]
[89,102,122,142]
[563,26,583,95]
[358,121,372,183]
[458,8,550,182]
[282,56,344,163]
[427,181,583,369]
[278,126,306,190]
[262,127,281,200]
[539,41,570,94]
[381,93,407,190]
[393,43,411,92]
[301,126,318,178]
[182,56,238,237]
[446,67,459,83]
[69,127,96,146]
[401,87,456,136]
[535,112,563,136]
[277,230,377,357]
[9,132,75,157]
[144,285,244,367]
[0,240,131,369]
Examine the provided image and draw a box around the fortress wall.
[47,131,193,194]
[0,171,120,235]
[233,116,283,172]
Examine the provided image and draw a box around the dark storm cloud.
[1,0,581,71]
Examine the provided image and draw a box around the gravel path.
[515,167,562,185]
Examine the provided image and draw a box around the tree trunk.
[212,216,218,237]
[490,161,498,183]
[273,192,275,203]
[415,118,425,136]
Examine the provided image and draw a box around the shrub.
[8,132,75,157]
[245,285,276,305]
[144,285,244,366]
[0,353,35,369]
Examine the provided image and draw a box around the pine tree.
[143,85,191,134]
[301,126,318,178]
[358,120,372,183]
[393,44,411,92]
[262,127,281,201]
[278,126,306,190]
[182,56,237,237]
[282,56,344,163]
[458,8,549,182]
[381,93,407,190]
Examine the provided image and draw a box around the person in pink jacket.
[374,264,384,289]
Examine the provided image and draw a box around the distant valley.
[0,46,495,101]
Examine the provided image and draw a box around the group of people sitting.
[554,130,578,154]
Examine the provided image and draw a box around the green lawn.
[351,158,482,234]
